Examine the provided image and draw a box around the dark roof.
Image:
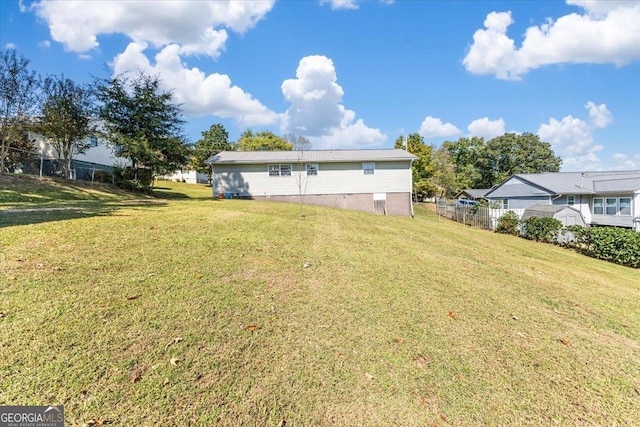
[206,149,417,164]
[454,189,491,199]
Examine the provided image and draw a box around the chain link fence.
[1,145,115,185]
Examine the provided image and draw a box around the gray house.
[454,189,491,200]
[485,171,640,230]
[206,149,417,217]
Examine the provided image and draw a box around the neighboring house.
[161,169,209,184]
[485,171,640,231]
[206,149,417,217]
[27,131,129,179]
[454,189,491,201]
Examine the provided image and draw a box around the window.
[619,198,631,215]
[606,198,617,215]
[593,198,603,215]
[89,136,98,147]
[567,195,575,205]
[268,164,292,176]
[363,162,375,175]
[306,163,318,176]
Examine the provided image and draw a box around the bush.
[522,217,563,243]
[568,225,640,268]
[496,211,520,235]
[113,165,153,194]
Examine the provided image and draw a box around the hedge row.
[495,211,640,268]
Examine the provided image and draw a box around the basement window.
[363,162,375,175]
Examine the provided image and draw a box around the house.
[454,188,491,201]
[161,169,209,184]
[485,171,640,231]
[26,130,129,180]
[206,149,418,217]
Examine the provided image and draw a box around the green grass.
[1,175,639,426]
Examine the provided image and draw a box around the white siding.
[213,161,412,197]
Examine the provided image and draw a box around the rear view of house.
[206,149,417,217]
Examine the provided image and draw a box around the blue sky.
[2,0,639,171]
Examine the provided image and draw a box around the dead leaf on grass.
[510,313,519,320]
[126,295,140,301]
[163,378,170,385]
[413,354,431,368]
[164,337,184,351]
[365,373,374,381]
[277,419,286,427]
[392,338,403,344]
[559,339,570,346]
[193,273,202,279]
[170,357,180,366]
[245,325,261,331]
[129,374,141,383]
[85,417,107,426]
[448,311,456,320]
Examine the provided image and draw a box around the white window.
[567,195,575,205]
[606,198,617,215]
[593,198,603,215]
[306,163,318,176]
[363,162,375,175]
[619,198,631,216]
[268,164,292,176]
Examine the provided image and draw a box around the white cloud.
[281,55,386,149]
[463,1,640,80]
[418,116,461,138]
[537,103,614,170]
[38,40,51,48]
[112,42,278,127]
[5,43,17,49]
[320,0,394,10]
[32,0,275,57]
[467,117,505,140]
[585,101,612,128]
[18,0,26,13]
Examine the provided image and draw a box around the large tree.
[36,75,95,179]
[0,49,40,173]
[440,136,485,190]
[478,133,562,187]
[95,72,189,182]
[395,133,436,199]
[237,130,292,151]
[191,123,233,177]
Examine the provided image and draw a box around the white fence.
[435,200,525,230]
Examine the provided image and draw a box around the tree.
[95,72,189,183]
[237,130,292,151]
[430,146,458,198]
[441,136,484,190]
[191,123,233,178]
[478,133,562,187]
[36,75,95,179]
[284,133,311,151]
[283,133,312,215]
[395,133,435,199]
[0,49,40,173]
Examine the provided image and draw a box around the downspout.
[410,158,415,218]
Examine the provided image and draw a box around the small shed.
[521,204,586,227]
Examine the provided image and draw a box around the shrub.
[522,217,563,243]
[568,225,640,268]
[496,211,520,235]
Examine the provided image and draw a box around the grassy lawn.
[1,175,639,426]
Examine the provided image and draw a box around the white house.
[206,149,418,217]
[485,171,640,231]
